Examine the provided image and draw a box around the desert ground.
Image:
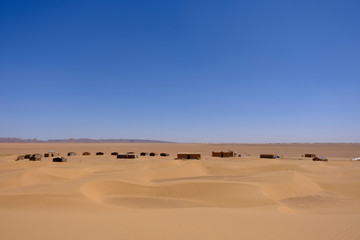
[0,143,360,240]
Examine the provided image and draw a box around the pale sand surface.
[1,143,360,240]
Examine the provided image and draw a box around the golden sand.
[1,143,360,240]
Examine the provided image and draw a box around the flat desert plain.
[0,143,360,240]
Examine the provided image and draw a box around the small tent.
[212,151,234,158]
[177,153,201,160]
[117,153,138,159]
[260,154,279,159]
[53,157,67,162]
[29,154,41,161]
[313,157,328,161]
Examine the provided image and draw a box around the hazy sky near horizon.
[1,0,359,143]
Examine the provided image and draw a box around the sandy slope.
[0,143,360,240]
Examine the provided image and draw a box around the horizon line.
[0,137,359,144]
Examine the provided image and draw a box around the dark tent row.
[80,152,105,155]
[139,152,170,157]
[14,150,328,162]
[16,154,42,161]
[43,153,61,157]
[82,152,133,156]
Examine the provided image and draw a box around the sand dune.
[81,180,274,208]
[0,143,360,240]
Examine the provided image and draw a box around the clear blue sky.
[1,0,359,143]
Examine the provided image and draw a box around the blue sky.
[1,0,359,143]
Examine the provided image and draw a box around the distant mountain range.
[0,138,173,143]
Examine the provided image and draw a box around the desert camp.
[212,151,235,158]
[177,152,201,160]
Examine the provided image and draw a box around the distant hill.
[0,138,173,143]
